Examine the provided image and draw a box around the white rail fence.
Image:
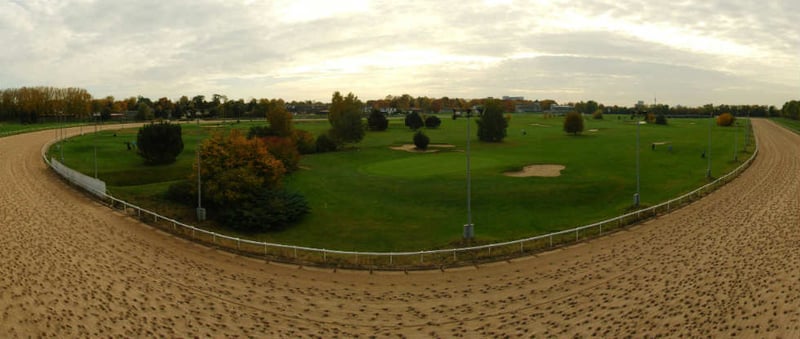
[41,127,759,269]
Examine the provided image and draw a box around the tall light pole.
[733,120,738,162]
[196,148,206,221]
[463,108,474,240]
[707,109,713,179]
[93,114,98,178]
[633,110,642,207]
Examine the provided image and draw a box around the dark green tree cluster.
[425,115,442,128]
[413,131,430,150]
[136,122,184,164]
[405,111,424,130]
[367,109,389,131]
[563,111,584,135]
[476,99,508,142]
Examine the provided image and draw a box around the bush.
[405,112,424,130]
[247,125,276,139]
[476,99,509,142]
[263,136,300,173]
[563,111,584,135]
[315,133,338,153]
[646,113,656,124]
[367,110,389,131]
[292,129,316,154]
[218,189,309,232]
[592,109,603,119]
[413,131,430,150]
[717,112,735,126]
[655,113,668,125]
[136,122,184,164]
[328,91,365,145]
[425,115,442,128]
[166,180,194,205]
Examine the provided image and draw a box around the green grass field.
[772,117,800,134]
[48,115,753,251]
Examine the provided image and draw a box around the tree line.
[2,86,798,123]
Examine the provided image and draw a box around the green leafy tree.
[328,91,365,145]
[563,111,584,135]
[266,99,293,137]
[367,109,389,131]
[413,130,430,150]
[425,115,442,128]
[476,99,508,142]
[655,113,668,125]
[136,122,184,164]
[135,102,154,121]
[405,111,424,130]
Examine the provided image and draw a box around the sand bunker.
[389,144,455,153]
[530,123,549,127]
[504,164,565,177]
[589,129,599,132]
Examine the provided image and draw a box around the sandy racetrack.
[0,120,798,336]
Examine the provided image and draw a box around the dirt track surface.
[1,119,798,337]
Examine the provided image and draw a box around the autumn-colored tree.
[191,130,285,206]
[292,129,317,154]
[263,136,300,173]
[716,112,735,126]
[328,91,365,146]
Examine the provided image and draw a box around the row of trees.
[0,87,92,123]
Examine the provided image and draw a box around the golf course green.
[48,114,753,251]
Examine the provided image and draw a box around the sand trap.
[530,123,549,127]
[389,144,455,153]
[504,164,565,177]
[588,129,599,132]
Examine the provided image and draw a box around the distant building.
[515,102,541,113]
[548,105,574,115]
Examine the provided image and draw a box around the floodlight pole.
[733,120,738,162]
[707,109,712,179]
[93,115,98,178]
[464,108,474,240]
[196,148,206,221]
[634,110,641,207]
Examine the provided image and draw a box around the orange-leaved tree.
[191,129,286,207]
[716,112,735,126]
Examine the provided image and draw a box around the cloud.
[0,0,796,106]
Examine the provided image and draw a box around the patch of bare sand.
[530,123,549,127]
[588,129,599,132]
[504,164,565,177]
[389,144,455,153]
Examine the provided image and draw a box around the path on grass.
[0,119,798,337]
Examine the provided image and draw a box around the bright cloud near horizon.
[1,0,797,106]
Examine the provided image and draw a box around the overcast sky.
[1,0,797,106]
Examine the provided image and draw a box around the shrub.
[563,111,584,135]
[425,115,442,128]
[476,99,508,142]
[266,99,293,137]
[218,189,309,232]
[367,110,389,131]
[166,180,194,205]
[717,112,735,126]
[413,130,430,150]
[263,136,300,173]
[592,109,603,119]
[315,133,338,153]
[136,122,184,164]
[292,129,316,154]
[655,113,668,125]
[646,113,656,124]
[405,112,424,130]
[247,125,276,139]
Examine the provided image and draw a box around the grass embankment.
[771,117,800,134]
[49,115,753,251]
